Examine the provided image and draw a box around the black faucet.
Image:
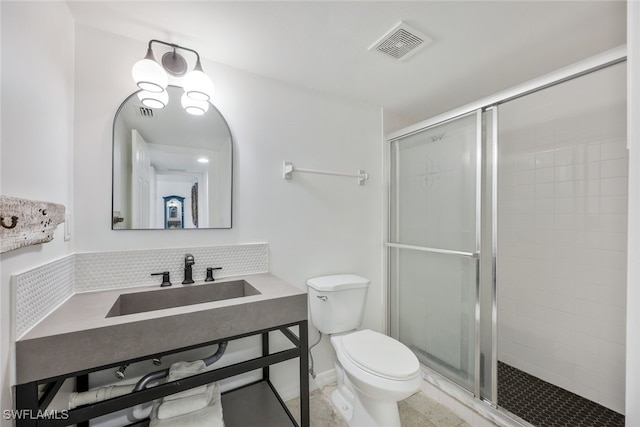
[182,254,195,284]
[205,267,223,282]
[151,271,172,287]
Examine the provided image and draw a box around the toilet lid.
[341,330,420,380]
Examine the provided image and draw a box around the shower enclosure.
[387,52,627,426]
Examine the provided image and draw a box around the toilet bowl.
[330,329,421,427]
[306,274,422,427]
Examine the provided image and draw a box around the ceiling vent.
[369,22,433,62]
[136,105,156,118]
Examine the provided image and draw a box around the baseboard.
[310,368,337,391]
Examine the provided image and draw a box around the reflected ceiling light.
[132,39,214,111]
[197,157,210,163]
[137,89,169,109]
[181,93,209,116]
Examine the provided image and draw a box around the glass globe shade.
[183,69,214,102]
[132,57,168,93]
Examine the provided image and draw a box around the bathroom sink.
[106,280,261,317]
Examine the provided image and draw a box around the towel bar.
[283,161,369,185]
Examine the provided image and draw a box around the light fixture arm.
[148,39,202,65]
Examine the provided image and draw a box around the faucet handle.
[151,271,172,287]
[205,267,223,282]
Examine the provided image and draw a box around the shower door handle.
[385,242,478,258]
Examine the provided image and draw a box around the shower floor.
[497,362,624,427]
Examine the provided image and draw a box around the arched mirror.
[112,86,232,229]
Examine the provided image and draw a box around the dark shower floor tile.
[497,362,624,427]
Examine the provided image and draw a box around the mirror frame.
[111,86,233,230]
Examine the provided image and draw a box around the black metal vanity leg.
[76,375,89,427]
[262,332,270,381]
[299,320,309,427]
[15,382,38,427]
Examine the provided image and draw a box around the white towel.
[157,386,211,420]
[167,360,207,381]
[150,383,223,427]
[164,360,207,400]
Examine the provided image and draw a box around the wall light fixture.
[132,40,214,115]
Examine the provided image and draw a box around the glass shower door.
[388,111,481,392]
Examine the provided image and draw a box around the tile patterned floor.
[286,384,472,427]
[497,362,625,427]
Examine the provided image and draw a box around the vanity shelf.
[14,321,309,427]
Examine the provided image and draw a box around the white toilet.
[307,274,422,427]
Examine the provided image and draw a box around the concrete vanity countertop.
[15,273,307,385]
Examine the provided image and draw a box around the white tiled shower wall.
[497,69,627,413]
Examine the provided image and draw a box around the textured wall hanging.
[0,195,66,253]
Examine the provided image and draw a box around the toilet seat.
[340,330,420,381]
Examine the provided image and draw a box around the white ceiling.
[67,1,626,127]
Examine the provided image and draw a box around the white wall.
[626,2,640,426]
[0,4,383,421]
[71,23,383,395]
[0,2,75,425]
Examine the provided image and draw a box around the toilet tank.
[307,274,370,334]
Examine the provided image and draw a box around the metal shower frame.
[383,45,627,410]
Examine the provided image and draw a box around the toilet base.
[331,386,354,422]
[331,385,403,427]
[331,364,403,427]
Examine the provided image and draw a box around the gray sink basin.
[106,280,261,317]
